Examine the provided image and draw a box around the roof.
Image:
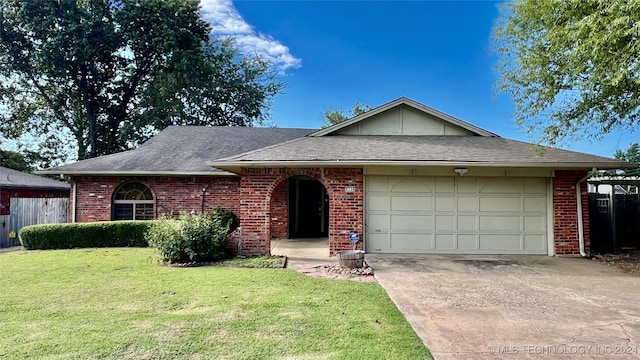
[39,126,315,176]
[207,135,628,169]
[309,97,499,137]
[0,167,70,190]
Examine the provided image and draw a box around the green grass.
[217,255,285,268]
[0,248,431,359]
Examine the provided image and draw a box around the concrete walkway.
[367,254,640,360]
[270,238,336,268]
[0,246,23,253]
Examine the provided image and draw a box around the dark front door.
[289,177,328,238]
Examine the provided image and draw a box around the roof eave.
[206,160,627,170]
[0,185,70,191]
[35,170,239,177]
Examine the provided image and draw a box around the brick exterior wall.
[239,167,363,256]
[270,180,288,239]
[69,176,240,222]
[0,188,69,216]
[67,169,594,257]
[553,170,590,256]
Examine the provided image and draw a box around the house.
[0,166,70,247]
[40,97,628,256]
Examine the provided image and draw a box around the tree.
[0,149,33,172]
[493,1,640,146]
[615,143,640,175]
[0,0,282,162]
[321,102,372,128]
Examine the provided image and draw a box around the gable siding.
[335,105,474,136]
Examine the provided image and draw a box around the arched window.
[112,182,154,220]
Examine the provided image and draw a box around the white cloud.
[200,0,301,71]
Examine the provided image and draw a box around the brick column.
[553,170,590,256]
[325,168,364,255]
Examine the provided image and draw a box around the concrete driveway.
[367,254,640,360]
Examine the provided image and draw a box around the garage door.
[365,176,548,254]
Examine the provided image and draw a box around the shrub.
[146,210,235,264]
[19,221,152,250]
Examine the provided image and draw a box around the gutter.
[35,170,238,177]
[576,168,597,257]
[206,160,626,170]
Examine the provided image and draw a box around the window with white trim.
[112,182,154,220]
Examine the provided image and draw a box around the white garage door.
[365,176,548,254]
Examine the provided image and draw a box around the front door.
[289,177,328,238]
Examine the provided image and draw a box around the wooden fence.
[0,198,68,248]
[0,215,10,248]
[589,193,640,253]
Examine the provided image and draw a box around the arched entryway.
[269,175,330,257]
[238,167,363,256]
[288,176,329,238]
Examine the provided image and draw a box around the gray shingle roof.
[212,135,626,168]
[0,167,70,190]
[41,126,315,175]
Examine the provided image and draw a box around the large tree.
[0,0,282,162]
[321,102,372,128]
[493,1,640,146]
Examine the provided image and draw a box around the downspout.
[70,178,77,223]
[576,168,597,257]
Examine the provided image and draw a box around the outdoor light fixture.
[454,168,468,176]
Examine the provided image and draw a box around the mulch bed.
[593,249,640,275]
[297,262,376,282]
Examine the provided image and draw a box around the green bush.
[146,210,235,264]
[19,221,152,250]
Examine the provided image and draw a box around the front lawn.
[0,248,431,359]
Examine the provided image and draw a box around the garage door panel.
[391,196,432,211]
[524,235,545,251]
[524,216,545,231]
[368,196,390,211]
[435,177,455,192]
[524,179,547,194]
[367,233,390,251]
[457,215,477,231]
[478,178,523,194]
[368,214,389,229]
[457,234,478,250]
[479,197,521,212]
[367,177,388,191]
[435,196,455,211]
[391,233,433,250]
[435,234,455,249]
[391,215,432,230]
[479,216,521,231]
[390,178,434,193]
[524,197,546,212]
[457,178,477,193]
[435,215,454,231]
[365,176,548,254]
[479,234,522,251]
[457,197,479,212]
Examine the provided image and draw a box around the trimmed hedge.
[19,221,152,250]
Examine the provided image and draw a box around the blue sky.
[201,0,637,158]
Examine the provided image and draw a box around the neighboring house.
[41,97,628,256]
[0,166,70,247]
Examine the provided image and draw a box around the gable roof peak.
[308,97,499,137]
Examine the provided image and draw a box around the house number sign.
[345,186,356,193]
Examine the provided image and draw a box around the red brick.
[553,170,590,256]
